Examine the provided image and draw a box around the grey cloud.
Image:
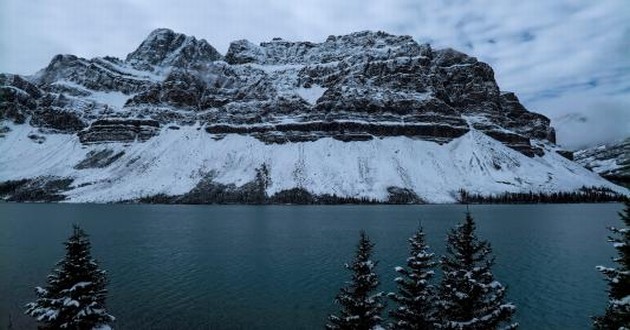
[529,92,630,149]
[1,0,628,147]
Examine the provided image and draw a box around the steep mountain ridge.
[574,138,629,187]
[126,28,222,70]
[0,29,625,203]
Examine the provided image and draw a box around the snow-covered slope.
[0,29,626,203]
[574,138,629,187]
[0,122,624,203]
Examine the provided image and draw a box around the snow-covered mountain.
[0,29,626,203]
[574,138,629,187]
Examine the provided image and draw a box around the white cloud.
[1,0,628,147]
[529,92,630,149]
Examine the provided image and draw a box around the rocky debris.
[574,138,630,187]
[74,149,125,169]
[0,177,73,202]
[78,118,160,144]
[0,125,10,138]
[27,133,46,144]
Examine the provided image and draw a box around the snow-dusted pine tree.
[388,226,438,329]
[436,212,517,329]
[327,231,384,330]
[25,224,115,329]
[594,200,630,329]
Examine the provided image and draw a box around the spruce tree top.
[594,200,630,329]
[25,224,115,329]
[442,212,491,271]
[327,231,384,330]
[437,212,517,329]
[389,226,438,330]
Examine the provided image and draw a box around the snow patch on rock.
[296,85,327,105]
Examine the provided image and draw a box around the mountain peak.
[125,28,221,69]
[0,30,626,203]
[146,28,176,38]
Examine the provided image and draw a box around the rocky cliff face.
[2,29,553,153]
[0,29,624,203]
[126,28,222,70]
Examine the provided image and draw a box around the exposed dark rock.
[0,74,41,123]
[206,121,469,144]
[225,39,265,64]
[556,150,574,161]
[0,103,29,124]
[78,118,160,144]
[0,177,73,202]
[471,124,543,156]
[30,108,87,133]
[0,74,42,99]
[499,92,556,143]
[386,186,424,204]
[27,133,46,144]
[0,179,30,197]
[74,149,125,169]
[126,28,222,69]
[0,125,10,138]
[35,55,153,94]
[127,69,208,110]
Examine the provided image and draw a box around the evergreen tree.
[25,224,115,329]
[388,226,438,329]
[436,212,517,329]
[594,200,630,329]
[327,231,384,330]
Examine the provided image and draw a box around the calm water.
[0,203,623,329]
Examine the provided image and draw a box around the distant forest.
[136,185,627,205]
[1,175,626,205]
[457,186,627,204]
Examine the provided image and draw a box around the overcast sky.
[1,0,628,148]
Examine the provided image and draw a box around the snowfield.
[1,121,625,203]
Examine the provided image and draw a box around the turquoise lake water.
[0,203,623,329]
